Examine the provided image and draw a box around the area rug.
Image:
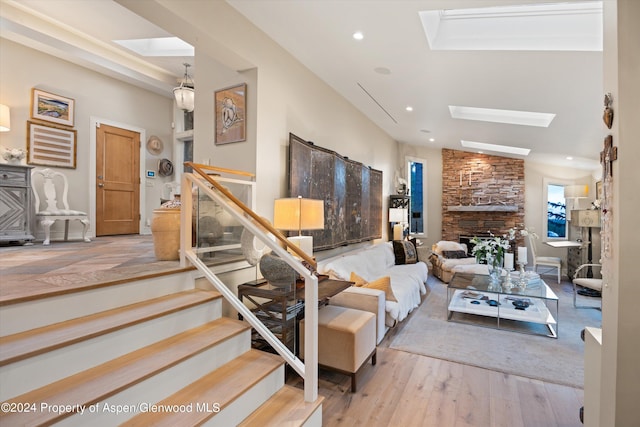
[389,275,602,388]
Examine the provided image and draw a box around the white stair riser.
[202,365,285,427]
[54,331,253,427]
[302,406,323,427]
[0,271,197,335]
[0,301,223,401]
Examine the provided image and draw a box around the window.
[547,183,567,238]
[406,157,427,236]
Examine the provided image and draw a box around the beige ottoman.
[300,305,377,392]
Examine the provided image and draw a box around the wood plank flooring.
[288,317,584,427]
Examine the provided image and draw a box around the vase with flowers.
[471,231,512,290]
[2,147,26,165]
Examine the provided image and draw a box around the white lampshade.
[389,208,407,223]
[0,104,10,132]
[564,184,588,199]
[273,197,324,233]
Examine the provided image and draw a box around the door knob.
[97,175,103,180]
[98,183,104,188]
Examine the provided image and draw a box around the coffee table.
[447,272,558,338]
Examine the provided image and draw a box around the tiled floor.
[0,235,183,304]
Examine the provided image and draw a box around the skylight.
[420,1,602,51]
[449,106,556,127]
[113,37,194,57]
[461,140,531,156]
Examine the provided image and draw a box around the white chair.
[573,263,602,309]
[31,168,90,245]
[527,236,561,284]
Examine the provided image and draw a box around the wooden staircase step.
[0,318,248,426]
[122,349,284,427]
[0,289,221,366]
[239,385,324,427]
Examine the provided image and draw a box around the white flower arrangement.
[472,227,537,266]
[2,147,26,162]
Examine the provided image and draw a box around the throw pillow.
[392,240,418,265]
[349,271,368,287]
[349,272,397,302]
[442,250,468,259]
[365,276,397,302]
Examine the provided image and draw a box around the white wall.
[0,38,173,240]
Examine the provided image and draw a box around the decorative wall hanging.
[214,83,246,145]
[158,158,174,177]
[27,121,77,168]
[288,133,383,251]
[603,93,614,129]
[146,135,163,155]
[30,88,75,127]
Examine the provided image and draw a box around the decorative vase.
[259,253,300,287]
[151,196,182,261]
[486,253,503,291]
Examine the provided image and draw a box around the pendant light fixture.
[174,63,195,112]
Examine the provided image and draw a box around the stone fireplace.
[442,149,525,248]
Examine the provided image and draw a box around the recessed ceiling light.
[449,106,555,127]
[566,156,574,160]
[419,1,603,51]
[461,140,530,156]
[353,31,364,40]
[374,67,391,75]
[406,106,413,112]
[113,37,194,56]
[420,129,431,133]
[429,138,435,142]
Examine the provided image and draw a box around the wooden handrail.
[193,163,256,179]
[186,162,317,269]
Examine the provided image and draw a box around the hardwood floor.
[288,311,584,427]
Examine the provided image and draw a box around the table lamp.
[389,208,407,240]
[274,196,324,256]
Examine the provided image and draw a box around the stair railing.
[179,163,318,403]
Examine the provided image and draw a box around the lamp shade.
[173,87,194,112]
[273,197,324,233]
[564,184,588,198]
[0,104,10,132]
[389,208,407,223]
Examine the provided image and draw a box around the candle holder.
[517,261,528,291]
[503,267,515,293]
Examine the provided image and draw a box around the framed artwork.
[30,88,75,127]
[596,180,603,201]
[215,83,246,144]
[27,121,77,169]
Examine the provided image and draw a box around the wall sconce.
[273,196,324,256]
[0,104,10,132]
[174,63,195,112]
[389,207,408,240]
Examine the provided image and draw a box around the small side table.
[238,279,304,352]
[237,277,353,353]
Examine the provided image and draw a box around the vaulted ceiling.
[0,0,604,171]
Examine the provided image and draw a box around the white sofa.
[317,242,428,343]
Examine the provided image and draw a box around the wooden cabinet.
[0,164,34,243]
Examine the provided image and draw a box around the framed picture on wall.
[596,180,603,201]
[27,121,77,169]
[214,83,246,145]
[30,88,75,127]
